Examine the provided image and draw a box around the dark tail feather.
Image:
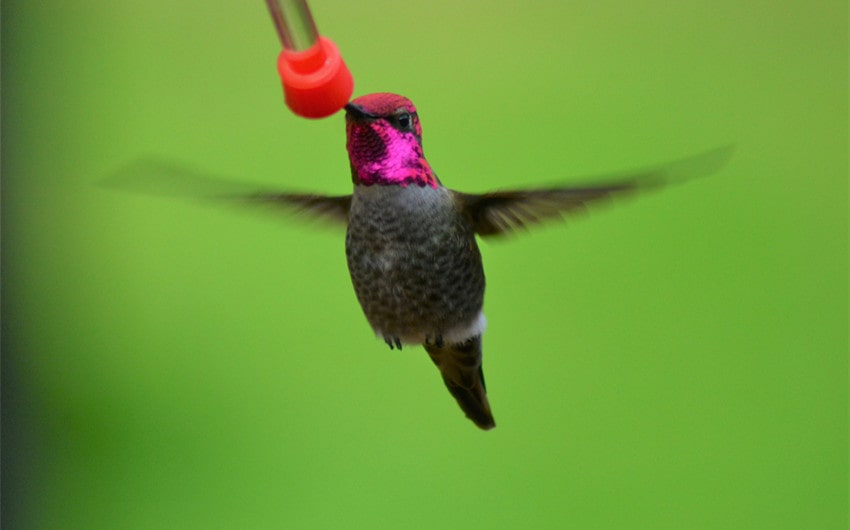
[424,335,495,430]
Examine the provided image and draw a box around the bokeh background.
[3,1,847,528]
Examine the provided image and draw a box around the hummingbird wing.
[457,184,636,237]
[456,145,733,237]
[242,193,351,224]
[102,157,351,225]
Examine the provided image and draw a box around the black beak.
[344,102,376,120]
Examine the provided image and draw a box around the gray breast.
[345,185,486,344]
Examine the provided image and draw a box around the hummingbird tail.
[424,335,495,430]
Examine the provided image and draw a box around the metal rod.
[265,0,320,52]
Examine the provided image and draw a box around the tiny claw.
[384,336,403,350]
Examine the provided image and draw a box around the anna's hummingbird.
[251,92,731,430]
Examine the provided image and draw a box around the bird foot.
[384,336,402,350]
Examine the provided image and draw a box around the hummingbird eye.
[395,112,412,130]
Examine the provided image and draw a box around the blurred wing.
[457,184,636,237]
[101,157,350,225]
[242,193,351,224]
[457,145,733,237]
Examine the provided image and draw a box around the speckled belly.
[345,185,485,344]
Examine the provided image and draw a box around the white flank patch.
[442,311,487,344]
[375,311,487,346]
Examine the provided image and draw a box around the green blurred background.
[3,1,847,528]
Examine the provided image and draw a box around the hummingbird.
[242,92,732,430]
[105,93,729,429]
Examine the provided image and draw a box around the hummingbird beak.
[344,102,377,120]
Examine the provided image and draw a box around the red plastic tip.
[276,36,354,119]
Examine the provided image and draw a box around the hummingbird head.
[344,93,439,188]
